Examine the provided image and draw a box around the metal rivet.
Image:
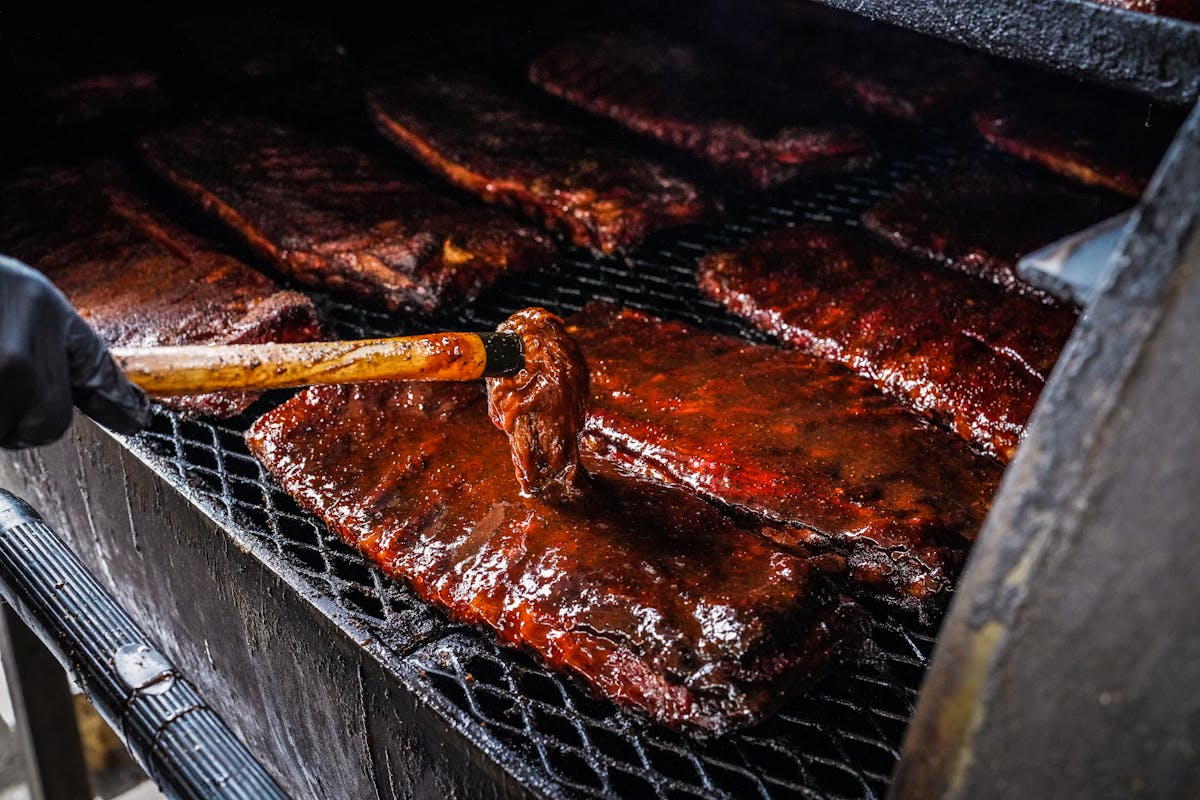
[114,643,176,695]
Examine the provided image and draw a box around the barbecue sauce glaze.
[246,380,865,733]
[697,225,1079,461]
[570,303,1000,601]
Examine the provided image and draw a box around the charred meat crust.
[529,29,876,188]
[140,116,554,313]
[861,167,1128,301]
[0,162,321,418]
[973,91,1183,199]
[367,74,712,255]
[708,5,993,122]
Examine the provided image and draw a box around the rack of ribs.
[697,226,1078,462]
[973,89,1184,199]
[367,74,712,255]
[862,167,1128,301]
[0,162,321,418]
[569,303,1001,602]
[246,381,867,734]
[528,29,876,188]
[140,116,555,313]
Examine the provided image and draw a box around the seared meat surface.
[862,167,1127,300]
[368,74,711,255]
[973,91,1182,198]
[140,116,553,313]
[247,381,866,734]
[529,30,876,188]
[570,303,1001,601]
[0,163,321,418]
[697,227,1076,462]
[486,307,590,502]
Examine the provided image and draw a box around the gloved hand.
[1,255,151,448]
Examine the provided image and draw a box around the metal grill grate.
[129,120,1030,799]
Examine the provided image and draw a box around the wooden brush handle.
[110,332,523,397]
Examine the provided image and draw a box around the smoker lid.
[807,0,1200,104]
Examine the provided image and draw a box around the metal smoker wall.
[893,101,1200,800]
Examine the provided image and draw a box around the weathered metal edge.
[810,0,1200,104]
[891,101,1200,797]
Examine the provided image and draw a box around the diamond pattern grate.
[127,117,1029,799]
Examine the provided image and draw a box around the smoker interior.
[2,3,1182,798]
[133,120,1064,800]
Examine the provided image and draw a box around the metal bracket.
[0,603,92,800]
[1017,211,1134,306]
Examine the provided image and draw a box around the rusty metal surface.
[809,0,1200,104]
[892,102,1200,799]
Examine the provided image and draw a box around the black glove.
[1,255,151,448]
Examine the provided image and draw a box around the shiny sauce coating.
[571,303,1001,601]
[246,381,865,734]
[698,225,1078,461]
[486,308,589,502]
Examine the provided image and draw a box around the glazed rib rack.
[124,111,1044,799]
